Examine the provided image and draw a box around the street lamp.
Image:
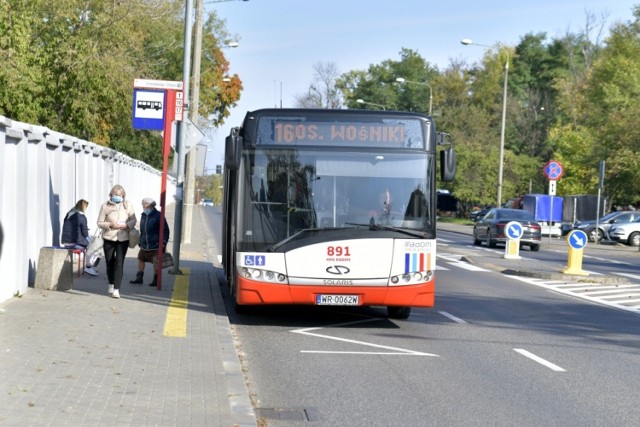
[461,38,509,207]
[395,77,433,116]
[356,98,385,110]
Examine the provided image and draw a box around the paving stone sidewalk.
[0,203,255,427]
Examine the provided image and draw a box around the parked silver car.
[572,210,640,242]
[609,216,640,246]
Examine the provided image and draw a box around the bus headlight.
[240,267,288,284]
[389,270,434,286]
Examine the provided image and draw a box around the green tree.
[0,0,241,170]
[582,7,640,205]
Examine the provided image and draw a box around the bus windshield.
[238,147,434,250]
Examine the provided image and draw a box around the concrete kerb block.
[34,247,73,291]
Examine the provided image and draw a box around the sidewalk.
[0,203,256,426]
[437,221,631,284]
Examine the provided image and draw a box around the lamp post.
[461,38,509,207]
[395,77,433,116]
[356,98,385,110]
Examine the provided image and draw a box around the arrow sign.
[567,230,588,250]
[505,221,524,240]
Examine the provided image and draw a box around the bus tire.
[234,302,252,314]
[387,306,411,319]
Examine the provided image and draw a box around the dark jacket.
[139,208,170,251]
[61,209,90,247]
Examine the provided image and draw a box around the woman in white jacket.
[97,185,137,299]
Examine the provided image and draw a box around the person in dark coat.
[129,197,170,286]
[61,199,100,276]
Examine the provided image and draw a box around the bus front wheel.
[387,306,411,319]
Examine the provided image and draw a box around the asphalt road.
[203,207,640,426]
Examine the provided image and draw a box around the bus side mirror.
[225,128,242,170]
[440,146,456,182]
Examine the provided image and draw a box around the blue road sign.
[132,89,165,130]
[567,230,588,250]
[544,160,564,181]
[505,221,524,240]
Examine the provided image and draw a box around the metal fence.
[0,116,176,303]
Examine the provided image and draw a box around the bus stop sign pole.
[133,79,184,290]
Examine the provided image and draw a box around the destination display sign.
[257,118,425,148]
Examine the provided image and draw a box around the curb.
[461,255,629,285]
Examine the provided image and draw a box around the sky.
[202,0,636,172]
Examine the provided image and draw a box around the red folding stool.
[70,248,85,278]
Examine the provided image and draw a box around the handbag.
[128,228,140,248]
[86,230,104,259]
[153,252,174,269]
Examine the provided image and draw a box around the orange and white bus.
[222,108,455,318]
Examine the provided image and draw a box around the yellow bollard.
[504,238,521,259]
[561,230,589,276]
[503,221,523,260]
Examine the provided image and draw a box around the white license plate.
[316,294,359,306]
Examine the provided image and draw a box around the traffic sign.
[567,230,588,250]
[170,118,205,153]
[134,79,183,90]
[562,229,589,276]
[505,221,524,240]
[132,79,184,130]
[543,160,564,181]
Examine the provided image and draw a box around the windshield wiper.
[344,218,427,238]
[267,226,358,252]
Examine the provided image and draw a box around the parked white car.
[609,217,640,246]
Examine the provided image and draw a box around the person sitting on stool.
[61,199,100,276]
[129,198,170,287]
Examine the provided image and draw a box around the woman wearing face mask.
[129,197,170,287]
[97,185,137,299]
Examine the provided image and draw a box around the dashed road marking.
[514,348,566,372]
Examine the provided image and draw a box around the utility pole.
[183,0,204,245]
[171,0,194,274]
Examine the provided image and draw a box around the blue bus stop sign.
[132,89,166,130]
[567,230,588,250]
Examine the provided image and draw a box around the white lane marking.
[514,348,566,372]
[577,287,640,296]
[617,273,640,281]
[436,252,491,272]
[446,262,490,272]
[581,270,603,276]
[437,237,454,243]
[583,254,630,265]
[439,311,467,324]
[292,319,438,357]
[437,253,465,261]
[301,351,430,355]
[509,276,640,314]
